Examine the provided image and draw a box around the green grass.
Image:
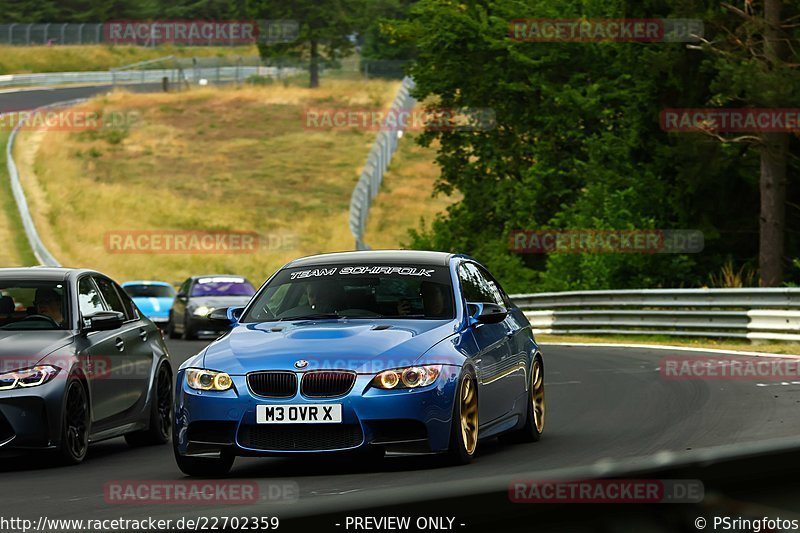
[0,130,37,266]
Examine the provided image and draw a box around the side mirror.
[176,292,188,300]
[468,302,508,325]
[83,311,125,332]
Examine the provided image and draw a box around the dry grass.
[16,80,448,285]
[537,334,800,356]
[365,133,454,249]
[0,45,258,75]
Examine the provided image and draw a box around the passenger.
[420,281,449,318]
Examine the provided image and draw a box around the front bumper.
[0,379,65,452]
[187,316,230,338]
[174,367,460,457]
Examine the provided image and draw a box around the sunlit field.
[13,80,450,285]
[0,44,258,75]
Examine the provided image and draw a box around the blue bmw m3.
[173,251,545,475]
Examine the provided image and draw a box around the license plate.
[256,404,342,424]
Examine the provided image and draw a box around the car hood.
[202,319,458,374]
[0,330,75,372]
[132,297,173,315]
[188,296,253,309]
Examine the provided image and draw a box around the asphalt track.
[0,82,172,113]
[1,340,799,525]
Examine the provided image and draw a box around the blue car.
[121,281,177,328]
[173,251,545,475]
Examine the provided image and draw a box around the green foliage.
[399,0,799,291]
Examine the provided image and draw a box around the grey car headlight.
[0,365,61,391]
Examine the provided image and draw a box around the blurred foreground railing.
[510,288,800,342]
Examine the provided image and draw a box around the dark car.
[0,268,173,464]
[168,275,257,340]
[173,251,544,476]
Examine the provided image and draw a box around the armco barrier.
[4,100,91,266]
[510,288,800,342]
[0,66,276,89]
[349,76,416,250]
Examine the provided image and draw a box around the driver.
[279,281,340,319]
[306,281,344,314]
[33,288,64,326]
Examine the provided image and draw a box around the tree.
[697,0,800,286]
[247,0,364,88]
[394,0,798,291]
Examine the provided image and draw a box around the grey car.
[0,268,173,464]
[168,275,256,340]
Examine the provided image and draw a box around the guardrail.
[0,65,281,89]
[510,288,800,342]
[3,100,88,266]
[349,76,416,250]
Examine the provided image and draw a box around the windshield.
[123,284,176,299]
[0,281,69,331]
[191,277,256,297]
[241,264,455,322]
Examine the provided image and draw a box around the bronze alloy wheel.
[460,376,479,455]
[531,358,545,434]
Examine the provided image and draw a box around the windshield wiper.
[278,313,343,321]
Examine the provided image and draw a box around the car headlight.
[193,306,212,317]
[0,365,60,391]
[185,368,233,391]
[372,365,442,390]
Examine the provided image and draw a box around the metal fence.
[0,23,104,45]
[0,21,299,46]
[349,76,416,250]
[0,56,297,89]
[511,288,800,342]
[3,100,89,267]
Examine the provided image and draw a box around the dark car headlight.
[0,365,61,391]
[185,368,233,391]
[372,365,442,390]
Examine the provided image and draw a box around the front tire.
[125,363,173,447]
[182,316,197,341]
[447,371,479,465]
[167,314,180,339]
[58,379,90,465]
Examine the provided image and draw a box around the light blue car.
[121,281,177,328]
